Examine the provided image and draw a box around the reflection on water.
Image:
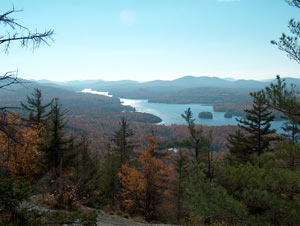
[120,98,148,107]
[81,88,112,97]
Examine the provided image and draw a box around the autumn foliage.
[118,164,143,214]
[118,134,169,220]
[0,113,41,180]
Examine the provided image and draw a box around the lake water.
[81,88,113,97]
[120,98,285,132]
[121,98,239,126]
[81,89,285,132]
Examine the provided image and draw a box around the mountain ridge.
[29,75,300,91]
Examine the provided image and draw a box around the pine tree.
[172,149,189,222]
[282,114,300,143]
[179,108,213,179]
[228,91,277,163]
[73,137,100,199]
[100,150,120,206]
[40,98,74,178]
[21,88,53,128]
[262,76,300,143]
[226,129,252,163]
[239,91,276,156]
[268,0,300,142]
[111,117,135,165]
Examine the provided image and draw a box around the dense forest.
[1,77,300,226]
[1,1,300,226]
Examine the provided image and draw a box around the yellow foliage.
[0,113,41,180]
[118,134,169,218]
[118,164,145,213]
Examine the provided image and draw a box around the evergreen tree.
[262,76,300,143]
[184,162,248,226]
[179,108,213,179]
[238,91,276,156]
[181,108,202,162]
[172,149,189,222]
[228,91,277,162]
[0,178,32,223]
[226,129,252,163]
[21,88,53,128]
[100,150,120,206]
[264,76,300,117]
[184,1,300,223]
[111,117,135,165]
[101,119,136,207]
[271,0,300,64]
[215,158,300,226]
[267,1,300,139]
[274,140,300,170]
[40,98,74,178]
[282,114,300,143]
[73,137,101,200]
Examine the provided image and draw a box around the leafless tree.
[0,6,54,88]
[286,0,300,8]
[0,6,54,52]
[0,6,54,141]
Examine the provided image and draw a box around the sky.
[1,0,300,82]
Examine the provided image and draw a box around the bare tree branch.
[0,30,54,53]
[0,71,20,89]
[0,6,27,30]
[0,7,54,53]
[286,0,300,8]
[0,6,54,142]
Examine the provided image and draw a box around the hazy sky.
[1,0,300,81]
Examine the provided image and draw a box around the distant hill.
[4,75,300,124]
[33,75,300,91]
[0,81,162,124]
[0,82,131,113]
[32,79,140,91]
[167,76,232,88]
[26,75,300,106]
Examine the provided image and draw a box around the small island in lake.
[198,111,213,119]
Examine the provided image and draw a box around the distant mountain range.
[32,75,300,91]
[2,75,300,120]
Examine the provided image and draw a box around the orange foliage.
[68,113,237,156]
[118,135,169,220]
[0,113,41,180]
[118,164,144,214]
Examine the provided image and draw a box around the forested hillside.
[2,77,300,226]
[0,84,162,123]
[35,77,300,119]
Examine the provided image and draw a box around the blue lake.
[81,89,285,132]
[120,98,285,132]
[121,98,238,126]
